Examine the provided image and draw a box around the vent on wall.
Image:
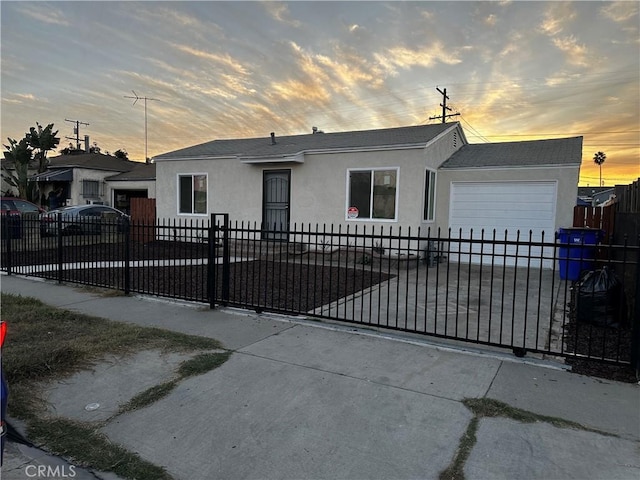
[453,132,458,149]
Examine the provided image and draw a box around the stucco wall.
[155,125,464,233]
[156,149,453,232]
[107,180,156,203]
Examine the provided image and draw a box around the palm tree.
[593,151,606,187]
[27,123,60,173]
[2,138,34,199]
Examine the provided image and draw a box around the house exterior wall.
[66,168,113,206]
[155,125,464,233]
[106,180,156,203]
[435,165,580,234]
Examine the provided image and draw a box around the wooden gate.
[130,198,156,243]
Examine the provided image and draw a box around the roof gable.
[153,123,460,161]
[440,137,583,169]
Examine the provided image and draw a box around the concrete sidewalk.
[1,274,638,480]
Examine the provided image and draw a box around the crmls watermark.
[25,465,77,478]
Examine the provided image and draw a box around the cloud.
[374,43,462,75]
[171,44,251,76]
[600,2,639,22]
[349,24,360,33]
[15,5,69,26]
[485,14,497,27]
[262,2,302,28]
[552,36,590,67]
[539,3,576,36]
[2,93,38,105]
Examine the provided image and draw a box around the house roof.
[440,136,583,169]
[577,186,615,197]
[47,153,139,172]
[106,162,156,181]
[153,123,459,161]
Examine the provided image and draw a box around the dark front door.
[263,170,290,241]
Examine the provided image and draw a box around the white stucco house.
[152,122,581,266]
[27,153,156,214]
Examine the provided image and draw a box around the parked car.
[0,197,45,216]
[1,198,45,239]
[40,205,130,237]
[1,321,7,465]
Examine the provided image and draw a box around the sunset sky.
[1,1,638,186]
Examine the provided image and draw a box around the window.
[82,180,100,198]
[178,174,207,214]
[347,168,397,220]
[423,170,436,221]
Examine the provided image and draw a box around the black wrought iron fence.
[1,212,638,366]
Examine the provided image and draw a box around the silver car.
[40,205,129,237]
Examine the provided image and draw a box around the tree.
[26,122,60,173]
[1,138,34,199]
[593,151,606,187]
[114,149,129,160]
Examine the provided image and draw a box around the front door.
[263,169,290,241]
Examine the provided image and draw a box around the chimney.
[312,126,318,134]
[84,135,90,153]
[270,132,276,145]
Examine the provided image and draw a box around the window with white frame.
[423,169,436,221]
[347,168,398,220]
[82,180,101,198]
[178,174,207,214]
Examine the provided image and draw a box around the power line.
[64,118,89,150]
[428,87,460,124]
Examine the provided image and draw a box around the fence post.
[207,213,230,308]
[123,217,131,295]
[208,213,216,309]
[4,215,13,275]
[631,236,640,372]
[221,213,230,306]
[57,213,63,284]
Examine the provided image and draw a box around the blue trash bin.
[557,227,603,281]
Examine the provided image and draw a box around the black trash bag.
[576,267,627,328]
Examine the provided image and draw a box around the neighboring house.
[153,122,581,267]
[26,152,155,214]
[577,186,616,207]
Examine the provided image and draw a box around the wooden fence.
[615,179,640,214]
[573,204,615,243]
[130,198,156,243]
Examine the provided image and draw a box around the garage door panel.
[449,181,557,268]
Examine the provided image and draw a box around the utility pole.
[429,87,460,124]
[124,91,159,162]
[64,119,89,150]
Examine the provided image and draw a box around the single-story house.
[152,122,581,266]
[26,152,156,214]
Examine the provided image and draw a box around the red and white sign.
[347,206,359,219]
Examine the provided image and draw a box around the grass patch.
[120,352,232,414]
[178,351,232,378]
[120,380,179,413]
[462,398,617,436]
[1,292,231,479]
[439,417,478,480]
[1,293,222,385]
[28,418,172,480]
[438,398,619,480]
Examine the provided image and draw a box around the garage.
[448,181,558,268]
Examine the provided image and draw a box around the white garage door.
[448,181,557,268]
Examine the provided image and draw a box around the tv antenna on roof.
[124,90,159,162]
